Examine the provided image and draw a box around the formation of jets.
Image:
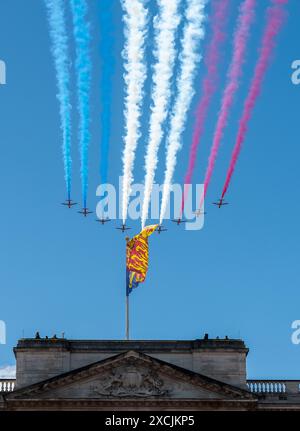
[61,196,229,232]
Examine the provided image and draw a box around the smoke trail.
[141,0,180,228]
[121,0,148,224]
[200,0,256,207]
[158,0,207,226]
[45,0,72,200]
[70,0,91,208]
[99,2,114,186]
[221,0,288,199]
[180,0,230,215]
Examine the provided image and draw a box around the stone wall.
[14,338,248,389]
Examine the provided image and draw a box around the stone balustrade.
[1,378,300,395]
[247,380,300,394]
[0,379,15,393]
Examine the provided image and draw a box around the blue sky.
[0,0,299,379]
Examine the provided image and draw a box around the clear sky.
[0,0,299,379]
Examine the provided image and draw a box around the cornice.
[4,397,258,411]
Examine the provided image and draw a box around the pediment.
[6,351,254,401]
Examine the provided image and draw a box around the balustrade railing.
[1,379,300,395]
[247,380,300,394]
[0,379,15,393]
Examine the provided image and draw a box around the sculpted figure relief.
[90,363,169,397]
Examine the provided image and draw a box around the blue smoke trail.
[44,0,72,200]
[70,0,91,208]
[99,2,114,186]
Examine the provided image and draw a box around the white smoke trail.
[121,0,148,223]
[159,0,207,224]
[141,0,181,228]
[44,0,72,199]
[70,0,91,208]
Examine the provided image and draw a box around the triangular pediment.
[6,350,254,401]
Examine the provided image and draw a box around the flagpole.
[126,294,129,340]
[125,237,130,340]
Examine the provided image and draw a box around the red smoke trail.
[221,0,288,200]
[200,0,256,209]
[181,0,230,214]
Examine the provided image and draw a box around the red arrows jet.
[96,217,111,225]
[61,199,77,208]
[213,198,229,208]
[116,224,131,233]
[193,209,206,217]
[171,218,187,226]
[78,208,93,217]
[157,225,167,234]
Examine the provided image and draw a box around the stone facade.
[14,338,248,389]
[0,337,299,411]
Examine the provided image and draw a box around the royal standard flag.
[126,225,158,295]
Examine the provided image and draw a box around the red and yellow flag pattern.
[126,225,158,295]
